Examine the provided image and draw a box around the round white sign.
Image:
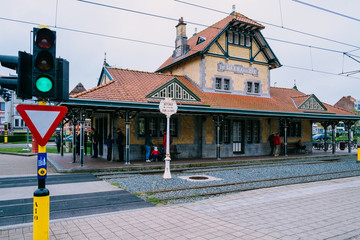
[159,98,178,116]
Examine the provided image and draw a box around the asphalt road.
[0,155,153,227]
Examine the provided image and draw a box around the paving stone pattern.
[1,176,360,239]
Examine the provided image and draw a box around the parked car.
[312,134,330,140]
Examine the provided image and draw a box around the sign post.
[16,103,67,240]
[159,98,177,179]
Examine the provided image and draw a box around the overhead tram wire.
[76,0,360,59]
[1,15,357,59]
[0,16,359,79]
[292,0,360,22]
[173,0,360,50]
[292,0,360,55]
[77,0,213,29]
[283,65,360,80]
[0,16,174,49]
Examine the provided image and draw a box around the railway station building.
[62,12,360,162]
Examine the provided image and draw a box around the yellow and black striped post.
[4,122,8,143]
[33,101,50,240]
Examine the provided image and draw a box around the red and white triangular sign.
[16,104,68,146]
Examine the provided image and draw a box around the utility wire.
[77,0,213,29]
[76,0,360,58]
[0,10,359,78]
[283,65,360,80]
[0,16,174,49]
[292,0,360,22]
[174,0,360,49]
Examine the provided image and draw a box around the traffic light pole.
[33,101,49,240]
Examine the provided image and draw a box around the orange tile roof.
[291,95,310,108]
[156,12,264,72]
[73,68,357,117]
[74,68,208,105]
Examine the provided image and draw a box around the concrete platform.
[2,175,360,239]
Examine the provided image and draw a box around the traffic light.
[0,27,69,101]
[0,87,11,102]
[55,58,69,101]
[0,55,18,91]
[32,27,56,99]
[17,51,33,99]
[0,52,33,100]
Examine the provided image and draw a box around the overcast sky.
[0,0,359,105]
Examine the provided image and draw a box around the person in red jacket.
[150,146,161,162]
[273,132,281,157]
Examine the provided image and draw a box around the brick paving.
[1,176,360,240]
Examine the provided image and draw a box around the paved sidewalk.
[2,176,360,240]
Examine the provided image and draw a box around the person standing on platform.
[116,128,124,162]
[76,132,80,155]
[84,131,88,155]
[55,132,61,154]
[106,134,113,161]
[91,127,99,158]
[145,132,152,162]
[274,132,281,157]
[268,132,275,156]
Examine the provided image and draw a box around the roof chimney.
[173,17,190,58]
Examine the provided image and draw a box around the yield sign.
[16,104,68,146]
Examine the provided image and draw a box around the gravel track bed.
[104,157,360,204]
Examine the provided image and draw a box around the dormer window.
[227,31,251,48]
[196,36,206,45]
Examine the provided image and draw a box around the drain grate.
[189,176,209,180]
[178,175,223,182]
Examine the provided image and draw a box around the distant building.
[3,91,35,134]
[355,100,360,112]
[334,96,356,113]
[69,83,86,96]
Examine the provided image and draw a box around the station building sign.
[217,62,259,77]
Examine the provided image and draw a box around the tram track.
[144,169,360,203]
[96,156,359,205]
[96,157,343,179]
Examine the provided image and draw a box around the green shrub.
[0,134,30,143]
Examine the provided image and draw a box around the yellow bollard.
[357,147,360,163]
[33,192,49,240]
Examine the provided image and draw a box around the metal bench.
[170,145,181,158]
[283,142,306,154]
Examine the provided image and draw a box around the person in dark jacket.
[84,132,88,155]
[268,132,275,156]
[91,127,99,158]
[55,132,61,153]
[116,128,124,162]
[106,134,113,161]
